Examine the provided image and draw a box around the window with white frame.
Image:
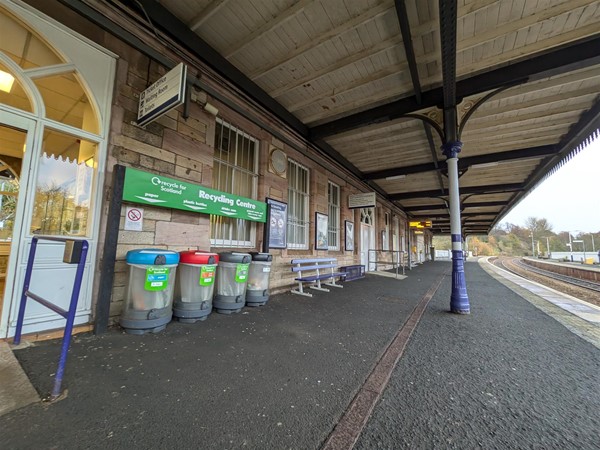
[383,212,390,251]
[210,119,258,247]
[392,216,399,252]
[328,181,340,250]
[287,159,309,249]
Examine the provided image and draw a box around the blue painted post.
[51,240,89,400]
[13,237,39,345]
[442,141,470,314]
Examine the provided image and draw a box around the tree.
[524,217,553,234]
[0,178,19,240]
[468,236,495,256]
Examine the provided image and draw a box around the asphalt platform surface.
[2,260,599,449]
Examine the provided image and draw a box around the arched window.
[0,5,100,133]
[360,207,373,225]
[0,4,103,237]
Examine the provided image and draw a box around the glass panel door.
[0,116,33,333]
[30,128,97,236]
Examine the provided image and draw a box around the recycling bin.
[246,252,273,306]
[214,252,251,314]
[173,251,219,323]
[120,249,179,334]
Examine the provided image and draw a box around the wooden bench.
[290,258,347,297]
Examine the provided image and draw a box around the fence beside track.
[492,257,600,293]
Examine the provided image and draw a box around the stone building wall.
[24,0,412,325]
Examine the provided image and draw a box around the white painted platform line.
[483,258,600,324]
[369,271,407,280]
[0,341,39,417]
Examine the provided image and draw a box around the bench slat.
[292,264,337,272]
[296,272,346,282]
[291,258,336,264]
[296,274,333,282]
[296,272,347,282]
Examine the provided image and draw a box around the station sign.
[348,192,376,209]
[123,168,266,222]
[137,63,187,127]
[409,221,432,229]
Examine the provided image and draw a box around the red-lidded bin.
[173,251,219,323]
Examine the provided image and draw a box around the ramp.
[0,341,39,416]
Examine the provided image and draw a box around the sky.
[500,135,599,234]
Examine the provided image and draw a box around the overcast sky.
[500,135,599,234]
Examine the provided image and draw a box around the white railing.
[368,249,406,277]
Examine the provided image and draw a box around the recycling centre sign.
[123,167,266,222]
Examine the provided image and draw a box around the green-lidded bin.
[174,251,219,323]
[214,252,251,314]
[246,252,272,306]
[120,249,179,334]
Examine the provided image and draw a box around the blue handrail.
[13,235,89,401]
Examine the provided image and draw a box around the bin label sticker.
[145,267,170,291]
[263,267,271,273]
[235,263,250,283]
[199,265,217,286]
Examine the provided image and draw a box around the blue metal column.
[442,141,470,314]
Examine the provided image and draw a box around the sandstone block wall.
[29,1,415,326]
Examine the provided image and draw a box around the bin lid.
[218,252,251,263]
[126,249,180,265]
[179,250,219,265]
[250,252,273,262]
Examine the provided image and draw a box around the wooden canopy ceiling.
[107,0,600,234]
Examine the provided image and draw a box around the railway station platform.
[1,259,599,449]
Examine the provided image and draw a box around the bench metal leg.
[291,281,313,297]
[291,288,313,297]
[324,281,343,288]
[310,278,330,292]
[310,285,330,292]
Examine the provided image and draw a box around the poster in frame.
[345,220,354,251]
[266,198,288,249]
[315,212,329,250]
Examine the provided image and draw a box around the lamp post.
[530,232,535,257]
[568,233,573,261]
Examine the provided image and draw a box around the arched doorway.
[0,2,115,337]
[359,207,375,271]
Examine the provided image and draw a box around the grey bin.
[246,252,273,306]
[214,252,251,314]
[173,251,219,323]
[120,249,180,335]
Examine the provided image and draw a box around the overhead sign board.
[137,63,187,127]
[123,168,266,222]
[409,221,432,229]
[348,192,376,209]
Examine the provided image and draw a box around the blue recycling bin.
[120,249,179,334]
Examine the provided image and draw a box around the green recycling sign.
[123,167,266,222]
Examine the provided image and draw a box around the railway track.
[491,257,600,294]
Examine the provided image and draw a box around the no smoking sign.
[125,206,144,231]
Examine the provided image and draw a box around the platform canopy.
[99,0,600,235]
